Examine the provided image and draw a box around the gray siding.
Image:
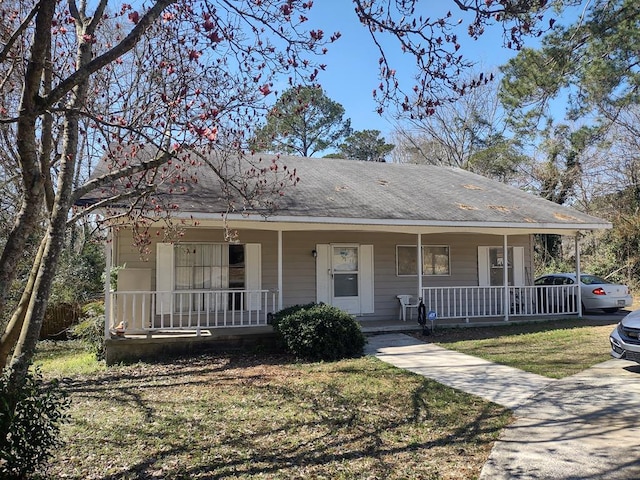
[113,228,533,321]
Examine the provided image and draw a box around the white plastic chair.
[397,295,420,322]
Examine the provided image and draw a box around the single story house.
[83,149,611,360]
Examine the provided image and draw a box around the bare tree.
[0,0,334,386]
[391,77,526,182]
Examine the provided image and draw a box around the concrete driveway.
[480,359,640,480]
[365,333,640,480]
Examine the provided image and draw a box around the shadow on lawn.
[60,353,298,418]
[89,378,505,480]
[54,354,509,480]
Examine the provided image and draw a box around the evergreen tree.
[338,130,394,162]
[253,86,352,157]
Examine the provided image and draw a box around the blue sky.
[303,3,522,141]
[297,2,581,144]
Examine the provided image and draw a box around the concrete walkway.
[365,333,640,480]
[365,333,554,410]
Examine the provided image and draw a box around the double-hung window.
[396,245,450,276]
[156,242,261,314]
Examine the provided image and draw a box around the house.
[84,150,611,362]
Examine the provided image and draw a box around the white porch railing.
[109,289,277,336]
[421,285,579,319]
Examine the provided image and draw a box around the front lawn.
[35,316,620,478]
[429,317,618,378]
[41,353,509,480]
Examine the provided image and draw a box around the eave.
[99,208,612,236]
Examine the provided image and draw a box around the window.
[396,245,450,276]
[174,243,245,311]
[156,242,261,315]
[332,246,359,297]
[174,244,230,291]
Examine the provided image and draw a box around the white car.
[534,273,632,313]
[610,310,640,364]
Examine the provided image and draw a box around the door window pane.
[333,247,358,271]
[228,244,245,289]
[334,273,358,297]
[228,244,245,310]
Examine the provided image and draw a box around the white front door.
[316,244,374,315]
[331,245,360,314]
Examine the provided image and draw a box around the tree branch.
[42,0,176,111]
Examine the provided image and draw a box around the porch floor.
[108,313,584,341]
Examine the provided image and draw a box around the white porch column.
[278,230,283,310]
[417,233,423,300]
[503,234,509,322]
[103,227,113,340]
[575,233,582,318]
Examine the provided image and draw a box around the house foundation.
[104,326,279,365]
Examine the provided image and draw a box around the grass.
[427,316,619,378]
[33,316,620,479]
[34,340,105,376]
[41,354,509,480]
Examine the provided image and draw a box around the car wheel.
[603,307,619,313]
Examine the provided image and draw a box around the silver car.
[610,310,640,364]
[534,273,632,313]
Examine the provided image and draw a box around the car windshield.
[580,274,610,285]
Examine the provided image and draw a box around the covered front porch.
[103,218,592,340]
[102,296,591,365]
[106,283,580,338]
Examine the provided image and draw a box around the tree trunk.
[0,0,54,320]
[9,224,67,385]
[0,239,46,372]
[9,122,81,384]
[8,8,92,386]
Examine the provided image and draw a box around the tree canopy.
[336,130,394,162]
[500,0,640,131]
[252,86,352,157]
[497,0,640,281]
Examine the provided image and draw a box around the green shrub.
[273,303,365,361]
[0,367,69,479]
[270,302,317,328]
[69,301,105,360]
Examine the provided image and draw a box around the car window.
[535,276,552,285]
[580,274,609,285]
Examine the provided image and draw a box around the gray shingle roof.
[86,150,610,232]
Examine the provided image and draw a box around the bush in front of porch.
[272,303,365,361]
